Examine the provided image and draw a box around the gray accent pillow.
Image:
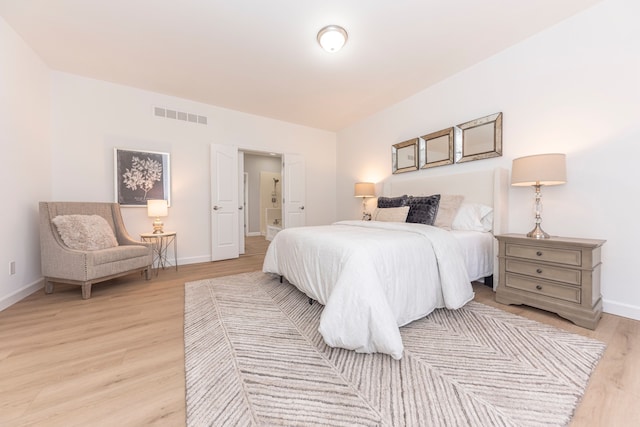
[377,195,408,208]
[406,194,441,225]
[52,214,119,251]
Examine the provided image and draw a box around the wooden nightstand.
[495,234,605,329]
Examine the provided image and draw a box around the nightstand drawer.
[505,259,581,286]
[505,274,581,303]
[505,243,581,266]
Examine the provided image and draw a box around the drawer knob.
[536,285,543,290]
[536,268,543,274]
[536,251,543,256]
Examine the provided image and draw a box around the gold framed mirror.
[419,127,456,169]
[455,112,502,163]
[392,138,419,174]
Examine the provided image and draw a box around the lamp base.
[526,184,551,239]
[152,218,164,234]
[526,223,550,239]
[361,198,371,221]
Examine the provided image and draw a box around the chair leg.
[145,267,151,280]
[44,279,54,294]
[81,282,92,299]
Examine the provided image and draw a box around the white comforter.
[262,220,474,359]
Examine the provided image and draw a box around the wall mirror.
[392,138,419,174]
[419,127,456,169]
[455,112,502,163]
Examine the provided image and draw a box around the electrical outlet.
[10,261,15,275]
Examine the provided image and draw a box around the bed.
[263,168,508,359]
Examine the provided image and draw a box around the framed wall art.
[455,112,503,163]
[114,148,170,206]
[392,138,419,174]
[419,127,456,169]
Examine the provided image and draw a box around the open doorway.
[241,151,282,252]
[211,144,304,261]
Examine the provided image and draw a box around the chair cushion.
[52,214,119,250]
[87,245,151,265]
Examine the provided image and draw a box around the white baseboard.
[177,255,212,265]
[0,278,44,312]
[246,232,261,237]
[603,298,640,322]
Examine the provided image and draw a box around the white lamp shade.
[511,153,567,186]
[147,199,168,217]
[354,182,376,198]
[317,25,348,52]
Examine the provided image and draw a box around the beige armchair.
[39,202,153,299]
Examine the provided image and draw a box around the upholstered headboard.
[383,168,508,235]
[381,168,509,288]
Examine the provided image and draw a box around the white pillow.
[371,206,410,222]
[452,203,493,232]
[52,214,119,251]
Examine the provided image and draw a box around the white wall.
[49,72,337,265]
[336,0,640,320]
[0,17,52,310]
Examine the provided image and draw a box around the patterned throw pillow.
[406,194,441,225]
[377,195,408,208]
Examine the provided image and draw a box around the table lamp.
[354,182,376,220]
[147,199,168,234]
[511,153,566,239]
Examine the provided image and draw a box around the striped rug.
[184,271,605,427]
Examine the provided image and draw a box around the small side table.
[140,231,178,274]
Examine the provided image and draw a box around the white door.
[243,172,249,240]
[211,144,239,261]
[238,152,245,255]
[283,153,306,228]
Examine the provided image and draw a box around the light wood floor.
[1,236,638,426]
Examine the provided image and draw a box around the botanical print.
[123,156,162,198]
[115,149,170,206]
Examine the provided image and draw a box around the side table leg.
[173,234,178,271]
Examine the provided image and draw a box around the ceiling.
[0,0,601,131]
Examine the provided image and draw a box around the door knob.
[238,206,243,210]
[300,206,305,210]
[213,206,222,210]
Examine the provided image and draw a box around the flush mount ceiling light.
[317,25,348,53]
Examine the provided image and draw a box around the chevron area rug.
[184,271,606,427]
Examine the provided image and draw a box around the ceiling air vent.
[153,106,208,126]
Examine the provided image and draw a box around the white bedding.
[262,220,475,359]
[450,230,495,281]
